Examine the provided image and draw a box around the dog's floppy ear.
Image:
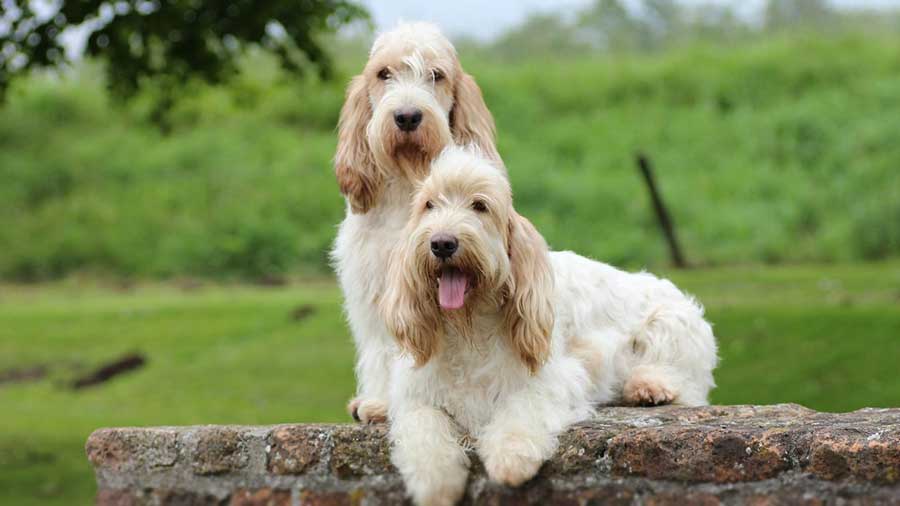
[451,71,500,161]
[381,229,442,367]
[503,210,554,373]
[335,75,382,214]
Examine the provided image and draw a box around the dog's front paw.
[480,435,545,487]
[406,473,468,506]
[347,397,388,424]
[397,451,469,506]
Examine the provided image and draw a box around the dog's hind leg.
[623,364,682,406]
[620,300,717,407]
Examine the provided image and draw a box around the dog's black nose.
[430,233,458,259]
[394,108,423,132]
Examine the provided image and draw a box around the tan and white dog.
[331,23,498,423]
[382,146,718,506]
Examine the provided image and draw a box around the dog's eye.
[425,200,434,210]
[432,69,444,82]
[472,200,488,213]
[377,68,391,81]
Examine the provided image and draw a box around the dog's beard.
[368,104,452,182]
[409,230,504,341]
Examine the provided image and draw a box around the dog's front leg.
[343,298,392,423]
[390,404,470,506]
[346,329,391,423]
[477,359,591,487]
[476,403,555,487]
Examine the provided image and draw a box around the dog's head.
[381,146,554,373]
[335,22,498,213]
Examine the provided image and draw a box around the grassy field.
[1,263,899,505]
[2,34,899,281]
[2,25,900,506]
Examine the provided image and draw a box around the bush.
[1,35,899,280]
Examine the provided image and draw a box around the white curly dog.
[331,23,499,424]
[381,146,718,506]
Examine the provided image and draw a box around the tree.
[765,0,834,32]
[639,0,684,49]
[491,12,588,60]
[0,0,367,99]
[576,0,687,52]
[686,5,748,45]
[577,0,640,51]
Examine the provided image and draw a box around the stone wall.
[85,404,900,505]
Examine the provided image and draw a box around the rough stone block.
[267,425,328,475]
[85,405,900,506]
[329,424,394,478]
[190,427,250,476]
[229,488,291,506]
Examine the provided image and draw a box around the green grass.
[665,264,900,410]
[1,263,899,505]
[0,279,354,506]
[2,34,900,281]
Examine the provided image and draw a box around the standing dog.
[332,23,498,423]
[382,147,718,506]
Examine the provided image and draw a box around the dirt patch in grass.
[291,305,316,322]
[0,365,47,385]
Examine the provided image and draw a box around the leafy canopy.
[0,0,367,98]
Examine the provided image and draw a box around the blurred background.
[1,0,899,504]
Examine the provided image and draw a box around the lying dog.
[381,146,718,506]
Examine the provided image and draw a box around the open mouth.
[438,266,470,310]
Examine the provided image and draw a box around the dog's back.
[549,250,718,406]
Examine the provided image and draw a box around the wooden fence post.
[636,153,688,268]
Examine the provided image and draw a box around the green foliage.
[1,263,898,505]
[2,35,900,281]
[0,0,367,101]
[0,54,343,280]
[483,0,900,61]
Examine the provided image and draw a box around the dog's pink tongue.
[438,269,468,310]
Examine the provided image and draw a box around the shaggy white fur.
[331,22,498,423]
[381,146,719,506]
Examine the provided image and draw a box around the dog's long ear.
[451,71,500,161]
[335,75,382,214]
[503,210,554,373]
[381,230,442,367]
